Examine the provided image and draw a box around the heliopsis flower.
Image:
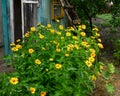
[100,65,104,70]
[72,36,78,40]
[29,87,36,94]
[79,24,86,30]
[98,43,104,49]
[81,41,88,46]
[96,33,100,37]
[9,77,19,85]
[16,39,21,42]
[42,47,46,50]
[16,44,22,49]
[92,27,99,31]
[92,75,97,81]
[61,36,64,40]
[90,53,96,57]
[24,32,30,37]
[11,47,18,51]
[85,60,92,67]
[35,59,41,64]
[74,44,79,50]
[49,58,54,61]
[55,19,60,23]
[89,48,96,53]
[80,32,86,36]
[66,32,71,36]
[30,27,36,31]
[56,48,61,52]
[39,33,44,39]
[98,38,102,42]
[97,72,102,76]
[59,25,64,30]
[47,24,51,28]
[56,32,61,35]
[81,24,86,29]
[50,29,55,34]
[88,57,95,63]
[65,53,70,57]
[28,48,34,54]
[55,64,62,69]
[40,91,47,96]
[10,43,15,46]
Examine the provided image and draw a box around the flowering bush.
[0,22,104,96]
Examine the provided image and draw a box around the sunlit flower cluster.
[5,23,105,95]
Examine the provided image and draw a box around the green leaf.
[107,63,115,73]
[102,71,110,80]
[105,83,115,94]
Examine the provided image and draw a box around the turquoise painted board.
[1,0,11,55]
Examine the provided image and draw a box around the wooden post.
[1,0,11,55]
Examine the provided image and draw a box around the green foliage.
[113,39,120,64]
[69,0,107,30]
[105,83,115,94]
[0,22,104,95]
[110,0,120,27]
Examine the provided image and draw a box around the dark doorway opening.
[13,0,22,42]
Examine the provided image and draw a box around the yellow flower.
[97,72,102,76]
[92,27,99,32]
[16,44,22,49]
[30,87,36,94]
[81,24,86,29]
[81,41,88,46]
[56,48,61,52]
[35,59,41,64]
[42,47,46,50]
[89,48,96,53]
[61,36,64,40]
[79,25,86,30]
[28,48,34,54]
[100,65,104,70]
[55,64,62,69]
[30,27,36,31]
[85,60,92,67]
[45,68,49,72]
[98,43,104,49]
[10,43,15,46]
[88,57,95,63]
[72,36,78,40]
[24,32,30,37]
[90,53,96,57]
[40,91,47,96]
[98,38,102,42]
[66,32,71,36]
[9,77,19,85]
[65,53,70,57]
[55,19,60,23]
[56,32,61,35]
[16,39,21,42]
[80,32,86,36]
[74,44,79,50]
[59,25,64,30]
[50,29,55,34]
[47,24,51,28]
[96,33,100,37]
[49,58,54,61]
[39,33,44,39]
[92,75,97,81]
[11,47,18,51]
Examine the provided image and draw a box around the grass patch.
[97,13,112,22]
[96,13,112,27]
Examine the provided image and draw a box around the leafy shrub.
[0,22,104,96]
